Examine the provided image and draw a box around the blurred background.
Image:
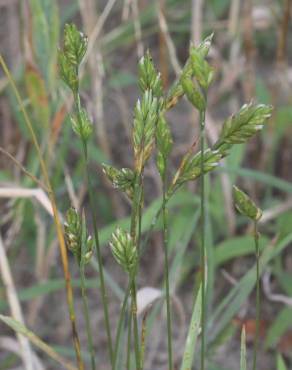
[0,0,292,369]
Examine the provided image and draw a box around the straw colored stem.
[0,55,84,370]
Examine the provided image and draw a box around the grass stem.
[79,263,96,370]
[0,55,84,370]
[126,309,132,370]
[162,181,173,370]
[252,221,260,370]
[113,284,131,370]
[80,137,114,368]
[199,109,206,370]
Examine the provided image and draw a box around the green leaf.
[102,164,135,199]
[265,307,292,349]
[214,235,268,266]
[138,51,163,97]
[0,315,77,370]
[240,326,247,370]
[277,354,288,370]
[180,285,202,370]
[233,185,262,221]
[133,90,159,172]
[29,0,60,91]
[214,103,273,152]
[110,227,137,275]
[209,232,292,346]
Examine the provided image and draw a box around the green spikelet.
[233,185,262,221]
[102,164,135,199]
[110,227,137,276]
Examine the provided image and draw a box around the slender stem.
[79,263,96,370]
[162,181,173,370]
[80,137,114,368]
[113,284,131,370]
[140,311,148,369]
[129,172,143,370]
[199,109,206,370]
[126,309,132,370]
[252,221,260,370]
[131,279,141,370]
[73,88,114,367]
[0,56,84,370]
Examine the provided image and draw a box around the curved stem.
[252,221,260,370]
[0,56,84,370]
[199,109,206,370]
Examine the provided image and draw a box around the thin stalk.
[80,137,114,368]
[126,309,132,370]
[73,89,114,367]
[162,180,173,370]
[199,109,206,370]
[79,262,96,370]
[113,284,131,370]
[0,56,84,370]
[252,221,260,370]
[131,279,141,370]
[140,311,148,369]
[129,173,143,370]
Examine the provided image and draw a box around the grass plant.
[0,19,276,370]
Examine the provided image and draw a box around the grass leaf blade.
[0,314,77,370]
[180,285,202,370]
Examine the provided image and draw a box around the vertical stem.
[79,263,96,370]
[113,284,131,370]
[199,109,206,370]
[129,173,143,370]
[80,138,114,368]
[252,221,260,370]
[162,182,173,370]
[131,279,141,370]
[0,56,84,370]
[126,309,133,370]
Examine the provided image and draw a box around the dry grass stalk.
[0,232,35,370]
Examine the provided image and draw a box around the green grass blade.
[219,166,292,193]
[0,315,77,370]
[214,235,268,266]
[277,354,287,370]
[209,232,292,344]
[180,285,202,370]
[240,326,247,370]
